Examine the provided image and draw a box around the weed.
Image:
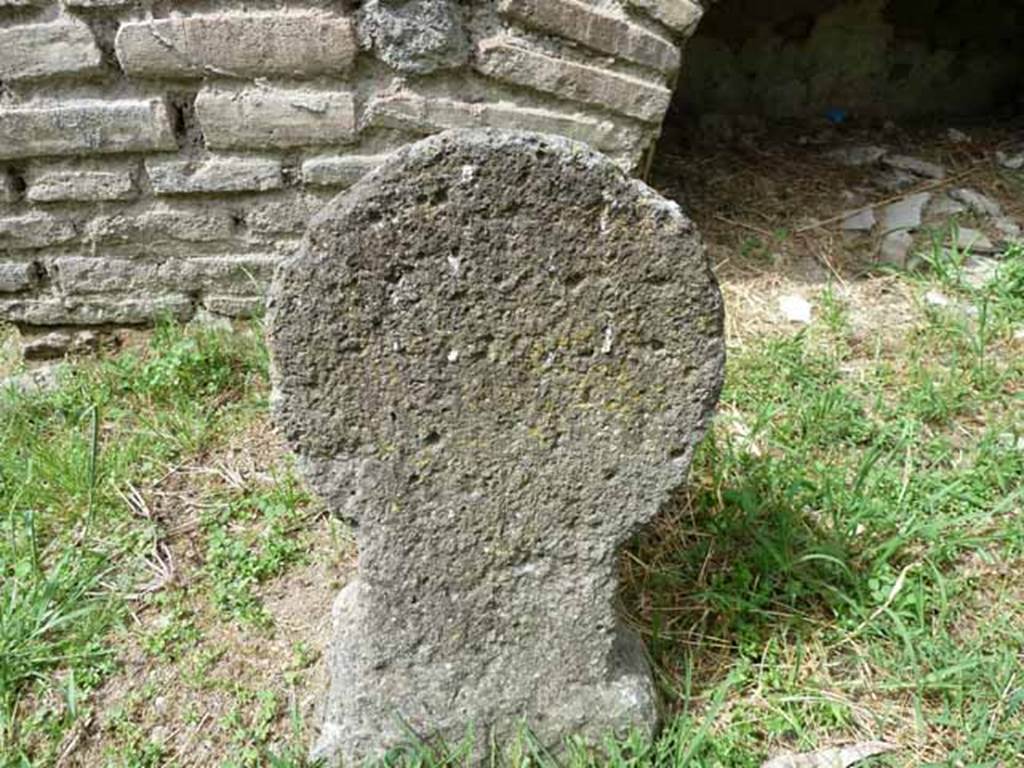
[201,476,312,626]
[0,321,267,763]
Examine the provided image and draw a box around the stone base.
[310,579,660,765]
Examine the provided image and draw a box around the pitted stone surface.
[358,0,469,74]
[0,0,685,332]
[268,129,725,763]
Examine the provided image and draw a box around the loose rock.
[840,208,876,232]
[994,218,1021,240]
[883,154,946,180]
[996,150,1024,171]
[950,188,1002,218]
[927,195,967,219]
[778,295,812,324]
[878,231,913,268]
[952,227,996,254]
[828,145,887,167]
[874,168,917,193]
[0,363,63,396]
[882,193,931,233]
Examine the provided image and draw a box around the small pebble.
[994,218,1021,239]
[778,295,812,324]
[996,150,1024,171]
[962,256,999,289]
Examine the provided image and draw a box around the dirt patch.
[65,421,355,768]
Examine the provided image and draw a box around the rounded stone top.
[268,128,724,538]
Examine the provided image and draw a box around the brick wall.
[0,0,702,338]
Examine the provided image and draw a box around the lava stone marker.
[268,129,725,763]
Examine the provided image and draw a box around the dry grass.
[652,121,1024,283]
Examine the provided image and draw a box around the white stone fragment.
[927,195,967,218]
[778,295,812,324]
[882,193,931,233]
[0,99,176,160]
[878,231,913,267]
[994,218,1021,239]
[950,188,1002,218]
[828,145,887,167]
[952,228,996,254]
[883,154,946,180]
[498,0,680,73]
[996,150,1024,171]
[840,208,876,232]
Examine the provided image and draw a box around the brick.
[147,155,283,195]
[476,39,672,123]
[301,155,389,187]
[0,262,40,293]
[0,295,193,326]
[196,85,358,151]
[115,12,357,79]
[625,0,704,35]
[174,255,278,294]
[54,254,277,295]
[54,257,163,294]
[368,92,642,153]
[481,102,643,154]
[21,330,100,360]
[0,16,104,82]
[0,213,77,249]
[498,0,679,73]
[85,205,234,245]
[245,195,328,235]
[202,295,264,318]
[0,99,176,160]
[27,165,135,202]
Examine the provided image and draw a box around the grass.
[0,322,276,765]
[0,241,1022,767]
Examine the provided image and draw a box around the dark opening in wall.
[673,0,1024,130]
[650,0,1024,281]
